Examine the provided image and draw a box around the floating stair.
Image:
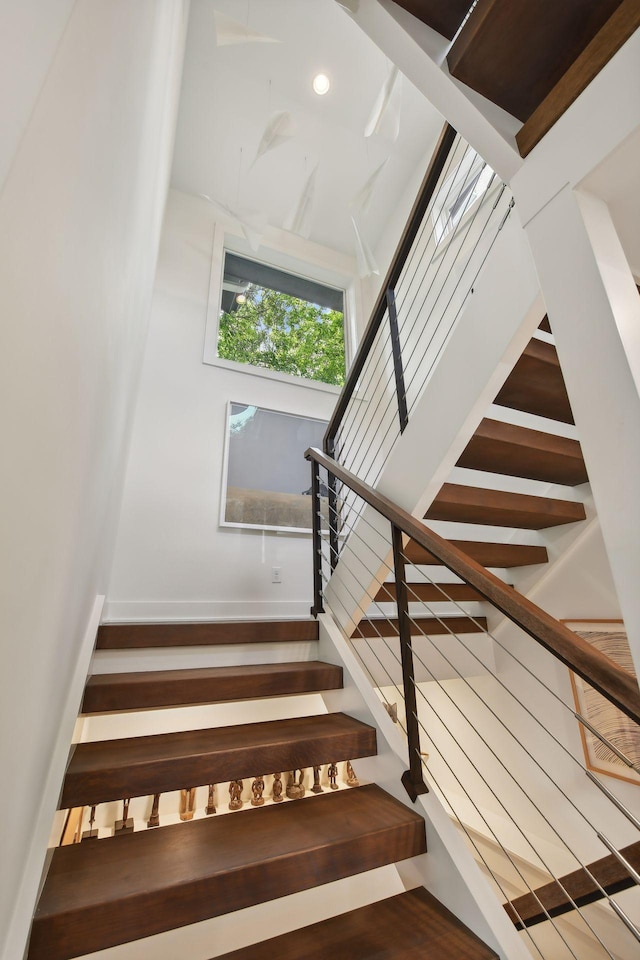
[494,338,574,424]
[37,617,498,960]
[82,661,343,713]
[375,582,487,603]
[61,713,377,808]
[29,785,426,960]
[456,418,588,485]
[353,616,487,639]
[215,886,499,959]
[96,618,318,649]
[504,839,640,928]
[426,483,585,529]
[405,539,548,568]
[368,330,588,649]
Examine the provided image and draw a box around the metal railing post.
[386,288,409,435]
[391,523,428,801]
[325,437,340,572]
[309,459,325,617]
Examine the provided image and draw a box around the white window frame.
[432,149,496,246]
[203,226,358,395]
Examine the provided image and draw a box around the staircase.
[391,0,640,155]
[360,318,589,641]
[29,619,500,960]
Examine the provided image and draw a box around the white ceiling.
[170,0,444,256]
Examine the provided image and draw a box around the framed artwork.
[220,402,329,533]
[565,620,640,785]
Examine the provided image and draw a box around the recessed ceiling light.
[313,73,330,96]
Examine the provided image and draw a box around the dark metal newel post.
[310,459,325,617]
[386,288,409,434]
[326,438,339,572]
[391,523,428,801]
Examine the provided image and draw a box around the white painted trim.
[201,221,359,389]
[102,600,313,622]
[204,356,343,395]
[2,594,104,960]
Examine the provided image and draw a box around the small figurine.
[286,769,306,800]
[179,787,197,821]
[328,762,339,790]
[272,772,283,802]
[346,760,359,787]
[229,779,244,811]
[251,775,265,806]
[147,793,161,828]
[205,784,216,815]
[383,701,398,723]
[82,805,99,841]
[114,798,134,835]
[311,765,324,794]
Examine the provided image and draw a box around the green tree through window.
[218,284,345,386]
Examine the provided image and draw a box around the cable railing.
[324,123,514,492]
[306,446,640,960]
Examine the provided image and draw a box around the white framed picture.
[220,401,329,533]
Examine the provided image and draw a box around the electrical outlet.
[272,566,282,583]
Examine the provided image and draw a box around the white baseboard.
[2,595,104,960]
[102,599,313,622]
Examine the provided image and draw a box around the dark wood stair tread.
[391,1,474,40]
[61,713,376,809]
[214,887,499,959]
[81,661,342,714]
[375,582,487,603]
[517,2,640,157]
[505,840,640,928]
[447,0,623,123]
[353,617,487,639]
[406,538,548,568]
[96,619,318,649]
[494,338,574,424]
[427,483,585,529]
[457,418,588,486]
[29,784,426,960]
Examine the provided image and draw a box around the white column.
[524,185,640,671]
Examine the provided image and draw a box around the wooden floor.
[29,784,427,960]
[214,887,499,960]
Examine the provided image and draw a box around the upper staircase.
[30,619,499,960]
[359,317,589,644]
[390,1,640,155]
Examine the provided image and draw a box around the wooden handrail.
[323,122,458,453]
[305,447,640,726]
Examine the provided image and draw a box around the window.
[217,252,346,387]
[432,149,495,244]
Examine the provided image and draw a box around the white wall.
[0,3,188,957]
[106,189,356,621]
[0,0,75,193]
